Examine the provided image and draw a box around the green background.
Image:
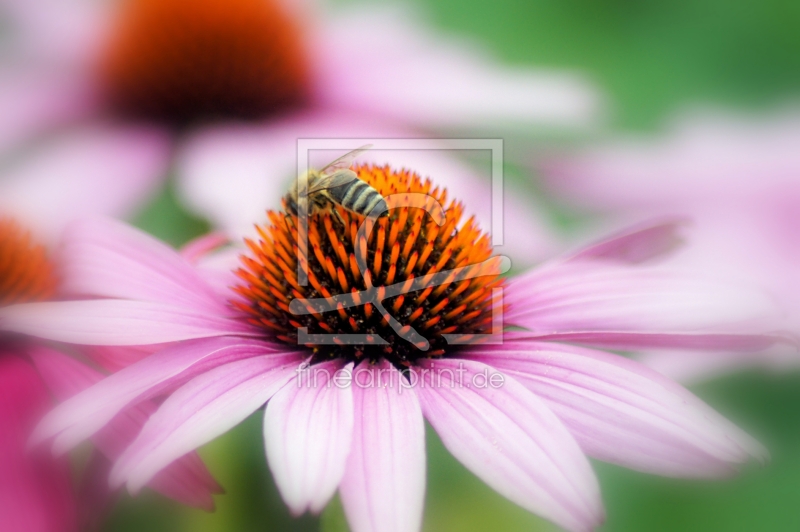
[108,0,800,530]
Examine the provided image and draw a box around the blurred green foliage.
[112,0,800,531]
[424,0,800,129]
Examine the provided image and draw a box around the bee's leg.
[333,208,346,227]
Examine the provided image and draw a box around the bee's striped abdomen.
[331,180,388,216]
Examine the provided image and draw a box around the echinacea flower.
[0,0,598,263]
[0,216,223,531]
[11,162,781,532]
[0,137,224,529]
[540,108,800,381]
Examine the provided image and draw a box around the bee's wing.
[319,144,373,175]
[307,169,359,193]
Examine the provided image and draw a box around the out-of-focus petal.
[0,354,76,532]
[312,6,601,130]
[414,358,602,532]
[562,218,689,265]
[1,0,113,67]
[339,361,426,532]
[180,232,230,264]
[176,111,560,266]
[505,260,782,351]
[639,348,800,384]
[463,339,766,476]
[59,218,230,314]
[0,300,256,345]
[0,70,94,158]
[0,125,172,242]
[29,346,223,510]
[264,361,354,515]
[31,337,285,453]
[541,109,800,210]
[110,354,301,494]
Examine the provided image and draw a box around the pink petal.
[81,345,164,373]
[0,126,172,242]
[59,218,231,314]
[28,346,223,509]
[463,339,766,477]
[0,300,255,345]
[180,232,230,264]
[99,400,223,510]
[526,331,779,352]
[2,0,113,67]
[0,70,94,157]
[540,110,800,210]
[264,361,354,515]
[563,218,689,265]
[506,261,781,351]
[110,354,302,493]
[32,337,282,453]
[638,345,800,384]
[312,6,600,130]
[413,358,602,532]
[339,361,426,532]
[0,354,76,532]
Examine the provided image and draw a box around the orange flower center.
[0,218,56,306]
[234,165,505,367]
[99,0,310,124]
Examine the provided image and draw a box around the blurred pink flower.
[0,355,75,532]
[541,108,800,381]
[0,213,221,528]
[9,162,781,532]
[0,0,601,263]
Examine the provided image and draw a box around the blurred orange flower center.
[99,0,310,124]
[233,165,505,368]
[0,218,56,306]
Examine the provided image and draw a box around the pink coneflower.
[540,108,800,381]
[0,160,222,529]
[0,217,223,531]
[11,164,780,532]
[1,0,596,262]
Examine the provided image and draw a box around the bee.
[284,144,388,221]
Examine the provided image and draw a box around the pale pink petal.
[59,218,231,314]
[180,233,230,264]
[541,109,800,210]
[110,354,302,493]
[0,126,172,242]
[176,111,559,265]
[81,345,164,373]
[339,361,426,532]
[526,331,780,352]
[638,348,800,384]
[28,346,223,510]
[463,339,766,477]
[413,358,602,532]
[32,337,282,453]
[1,0,113,67]
[312,6,600,130]
[505,261,781,351]
[563,218,689,265]
[264,361,354,515]
[0,300,255,345]
[0,70,94,157]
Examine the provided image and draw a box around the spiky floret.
[99,0,309,123]
[0,218,56,305]
[234,165,505,368]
